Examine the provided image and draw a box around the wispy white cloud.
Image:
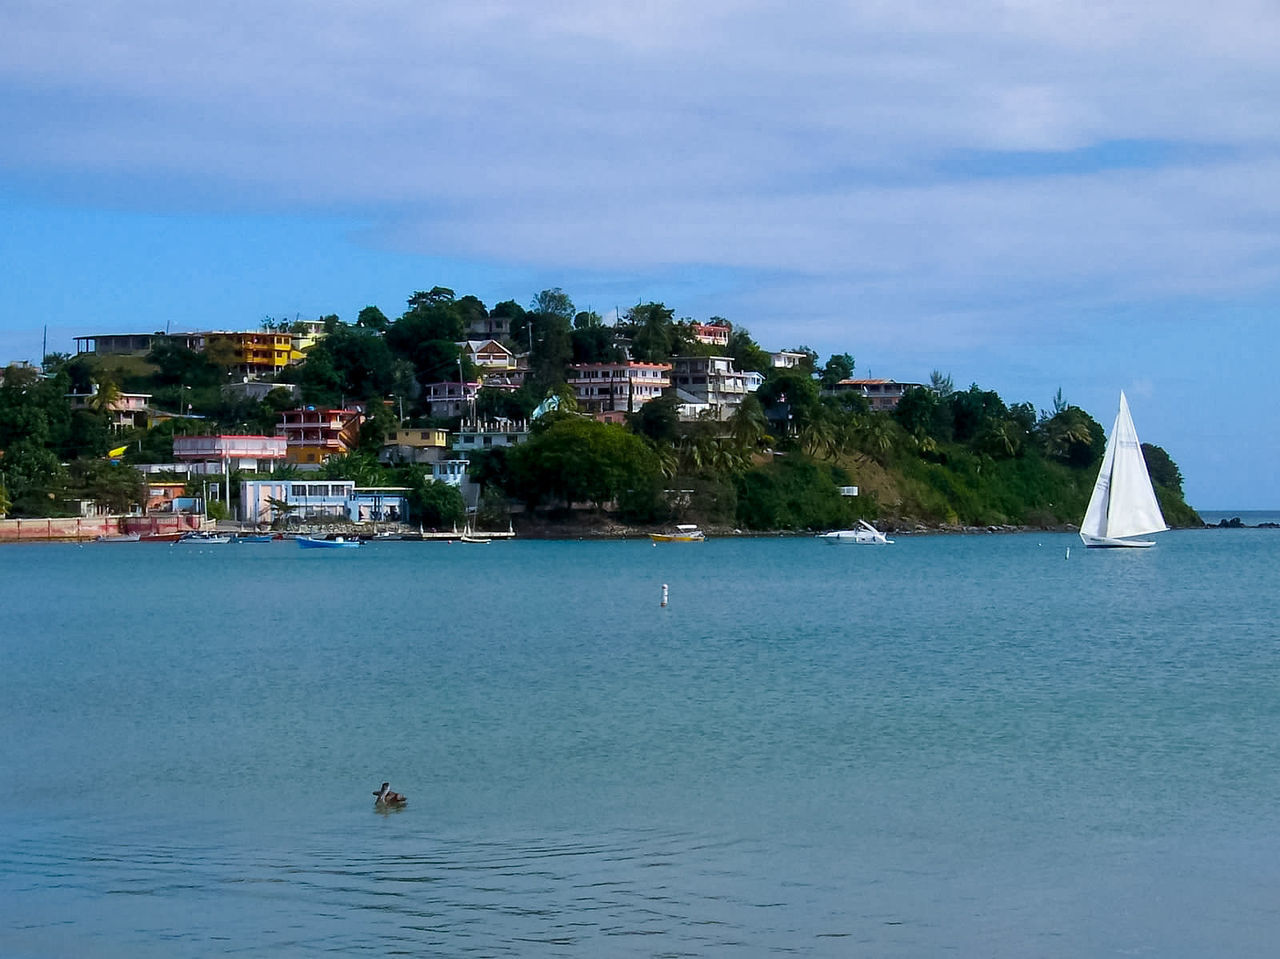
[3,1,1280,333]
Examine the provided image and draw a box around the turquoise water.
[2,531,1279,956]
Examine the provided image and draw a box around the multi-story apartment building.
[421,382,481,419]
[567,362,671,414]
[278,407,364,465]
[202,331,296,379]
[670,356,749,420]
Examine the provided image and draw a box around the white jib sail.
[1081,391,1167,541]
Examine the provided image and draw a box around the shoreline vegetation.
[1,285,1202,533]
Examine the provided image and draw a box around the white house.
[239,479,409,524]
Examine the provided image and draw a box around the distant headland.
[0,286,1200,536]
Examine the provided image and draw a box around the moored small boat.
[296,535,361,549]
[649,524,705,543]
[96,533,141,543]
[176,532,232,544]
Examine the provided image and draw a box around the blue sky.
[3,0,1279,507]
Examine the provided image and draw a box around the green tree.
[949,385,1007,443]
[69,460,146,514]
[726,326,771,373]
[1141,443,1184,493]
[727,394,771,453]
[625,302,676,363]
[756,367,821,439]
[319,452,387,486]
[521,290,575,393]
[1038,406,1103,467]
[506,417,661,510]
[356,305,389,331]
[413,479,467,528]
[929,370,955,398]
[629,393,681,445]
[820,353,856,390]
[1,442,68,516]
[571,324,623,364]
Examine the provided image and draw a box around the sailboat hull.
[1080,533,1156,549]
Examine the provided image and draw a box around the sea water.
[2,530,1279,957]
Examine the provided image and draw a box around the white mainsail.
[1079,391,1167,546]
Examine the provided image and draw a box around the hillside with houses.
[0,287,1199,537]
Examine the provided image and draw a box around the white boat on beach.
[1079,391,1166,549]
[817,520,893,545]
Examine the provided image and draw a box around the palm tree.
[267,497,299,529]
[650,442,679,480]
[799,416,837,460]
[855,415,895,465]
[87,377,122,417]
[727,395,771,452]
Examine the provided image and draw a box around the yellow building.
[201,331,295,378]
[381,427,450,465]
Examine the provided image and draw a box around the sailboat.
[1079,391,1167,548]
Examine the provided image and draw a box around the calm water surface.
[2,531,1279,956]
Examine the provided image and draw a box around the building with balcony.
[670,356,749,420]
[173,434,288,474]
[278,407,364,465]
[66,388,152,431]
[422,382,480,419]
[567,362,671,414]
[452,419,530,453]
[826,378,925,412]
[289,320,328,355]
[691,322,731,347]
[770,350,810,369]
[458,339,516,371]
[201,331,296,378]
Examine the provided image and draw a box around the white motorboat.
[817,520,893,545]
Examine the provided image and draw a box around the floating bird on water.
[373,782,407,807]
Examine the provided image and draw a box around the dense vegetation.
[0,287,1200,531]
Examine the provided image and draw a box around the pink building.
[568,362,672,414]
[66,389,152,430]
[173,434,288,472]
[691,322,731,347]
